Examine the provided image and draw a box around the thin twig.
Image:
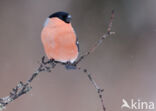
[74,10,115,65]
[0,56,56,109]
[77,66,106,111]
[74,10,115,111]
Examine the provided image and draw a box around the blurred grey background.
[0,0,156,111]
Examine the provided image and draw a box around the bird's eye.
[63,15,67,19]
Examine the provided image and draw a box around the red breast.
[41,18,78,63]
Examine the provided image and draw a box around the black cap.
[49,12,72,23]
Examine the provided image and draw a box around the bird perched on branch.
[41,12,79,68]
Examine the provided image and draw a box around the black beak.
[66,15,72,23]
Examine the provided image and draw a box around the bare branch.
[0,56,57,109]
[74,10,115,111]
[74,10,115,65]
[77,66,106,111]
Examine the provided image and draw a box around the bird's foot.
[41,56,56,69]
[42,56,54,64]
[65,62,77,70]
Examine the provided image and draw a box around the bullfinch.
[41,12,79,67]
